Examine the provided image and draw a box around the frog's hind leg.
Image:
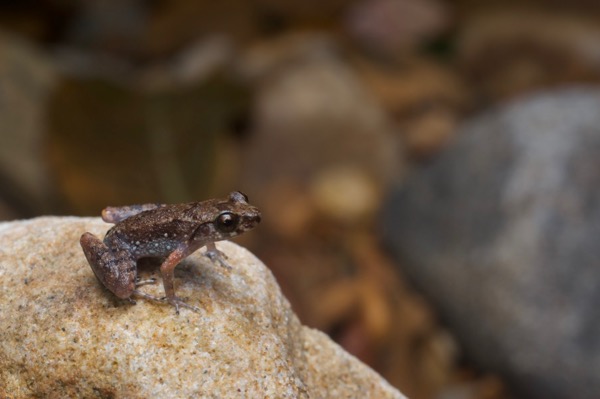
[80,232,137,299]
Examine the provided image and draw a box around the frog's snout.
[246,209,261,227]
[250,211,261,225]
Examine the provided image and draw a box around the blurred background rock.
[1,1,600,398]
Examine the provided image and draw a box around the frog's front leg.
[204,242,232,270]
[80,232,137,299]
[159,247,201,314]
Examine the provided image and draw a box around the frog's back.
[103,203,199,255]
[101,197,241,257]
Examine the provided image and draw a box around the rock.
[310,165,381,223]
[238,33,402,204]
[0,217,405,398]
[381,88,600,399]
[239,33,402,183]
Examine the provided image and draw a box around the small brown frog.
[80,191,261,313]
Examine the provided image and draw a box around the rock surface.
[0,217,405,399]
[382,88,600,399]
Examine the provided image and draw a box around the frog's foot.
[163,296,202,315]
[204,245,232,270]
[135,277,157,287]
[204,242,232,270]
[133,290,198,314]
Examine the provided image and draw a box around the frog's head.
[214,191,261,236]
[191,191,261,243]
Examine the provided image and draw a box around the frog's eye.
[216,212,239,233]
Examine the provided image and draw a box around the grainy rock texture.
[0,217,405,399]
[382,88,600,399]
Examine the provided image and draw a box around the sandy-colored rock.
[0,217,405,399]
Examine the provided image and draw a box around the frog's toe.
[205,248,227,260]
[205,250,232,270]
[168,297,201,314]
[133,289,165,303]
[135,277,157,286]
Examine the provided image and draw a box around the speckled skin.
[80,191,261,312]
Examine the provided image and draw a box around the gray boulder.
[382,88,600,399]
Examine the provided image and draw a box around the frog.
[80,191,261,313]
